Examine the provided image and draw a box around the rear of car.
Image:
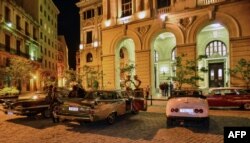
[53,90,127,125]
[166,90,209,128]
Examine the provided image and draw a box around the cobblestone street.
[0,101,250,143]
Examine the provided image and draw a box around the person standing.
[145,85,150,99]
[165,82,169,97]
[170,82,173,96]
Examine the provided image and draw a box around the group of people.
[159,82,174,97]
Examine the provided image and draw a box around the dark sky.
[52,0,80,70]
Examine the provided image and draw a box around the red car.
[206,87,250,110]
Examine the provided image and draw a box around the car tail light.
[194,108,203,113]
[171,108,179,112]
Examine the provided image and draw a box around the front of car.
[166,90,209,128]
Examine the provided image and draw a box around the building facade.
[0,0,68,92]
[77,0,250,94]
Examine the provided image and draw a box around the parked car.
[206,87,250,110]
[52,90,146,125]
[2,88,70,118]
[166,90,209,128]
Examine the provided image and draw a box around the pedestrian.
[170,82,173,96]
[68,85,78,98]
[45,85,53,103]
[165,82,169,97]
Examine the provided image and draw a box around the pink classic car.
[166,90,209,128]
[206,87,250,110]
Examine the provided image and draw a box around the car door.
[207,89,226,107]
[112,92,126,115]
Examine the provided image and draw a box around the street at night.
[1,101,250,143]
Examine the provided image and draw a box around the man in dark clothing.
[68,85,86,98]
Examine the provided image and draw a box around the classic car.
[206,87,250,110]
[166,90,209,128]
[52,90,146,125]
[2,88,70,118]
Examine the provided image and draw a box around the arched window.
[205,40,227,57]
[86,53,93,62]
[154,50,158,62]
[171,48,176,61]
[120,49,124,59]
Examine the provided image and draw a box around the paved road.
[0,102,250,143]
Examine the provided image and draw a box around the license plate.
[7,111,13,115]
[180,108,193,113]
[69,107,78,111]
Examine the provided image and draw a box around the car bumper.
[167,116,209,120]
[54,113,98,122]
[3,105,49,115]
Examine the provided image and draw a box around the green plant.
[120,64,135,75]
[168,54,207,89]
[229,58,250,88]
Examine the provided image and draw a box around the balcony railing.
[197,0,226,6]
[157,7,171,15]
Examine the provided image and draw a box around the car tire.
[243,103,250,110]
[42,108,51,118]
[166,118,173,128]
[106,112,116,125]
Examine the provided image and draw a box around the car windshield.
[169,90,206,99]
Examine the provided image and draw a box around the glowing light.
[32,95,38,100]
[138,11,146,19]
[93,41,98,48]
[6,22,12,27]
[160,14,167,21]
[105,20,111,27]
[160,66,169,74]
[79,44,83,50]
[211,23,222,28]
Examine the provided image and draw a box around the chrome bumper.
[54,113,96,122]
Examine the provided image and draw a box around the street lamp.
[79,44,83,50]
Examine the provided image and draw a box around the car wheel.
[166,118,173,128]
[243,103,250,110]
[106,113,116,125]
[42,108,51,118]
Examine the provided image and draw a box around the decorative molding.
[178,16,196,31]
[137,25,151,36]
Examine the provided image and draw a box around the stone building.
[0,0,68,91]
[76,0,250,95]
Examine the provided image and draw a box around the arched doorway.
[197,23,229,88]
[115,38,135,89]
[152,32,176,95]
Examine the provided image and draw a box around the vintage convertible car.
[2,88,70,118]
[52,90,146,125]
[206,87,250,110]
[166,90,209,128]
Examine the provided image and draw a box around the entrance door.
[209,63,224,87]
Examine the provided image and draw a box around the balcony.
[197,0,226,6]
[157,7,171,15]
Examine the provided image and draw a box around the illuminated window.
[86,53,93,63]
[121,0,132,17]
[205,40,227,57]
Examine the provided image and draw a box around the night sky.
[52,0,80,70]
